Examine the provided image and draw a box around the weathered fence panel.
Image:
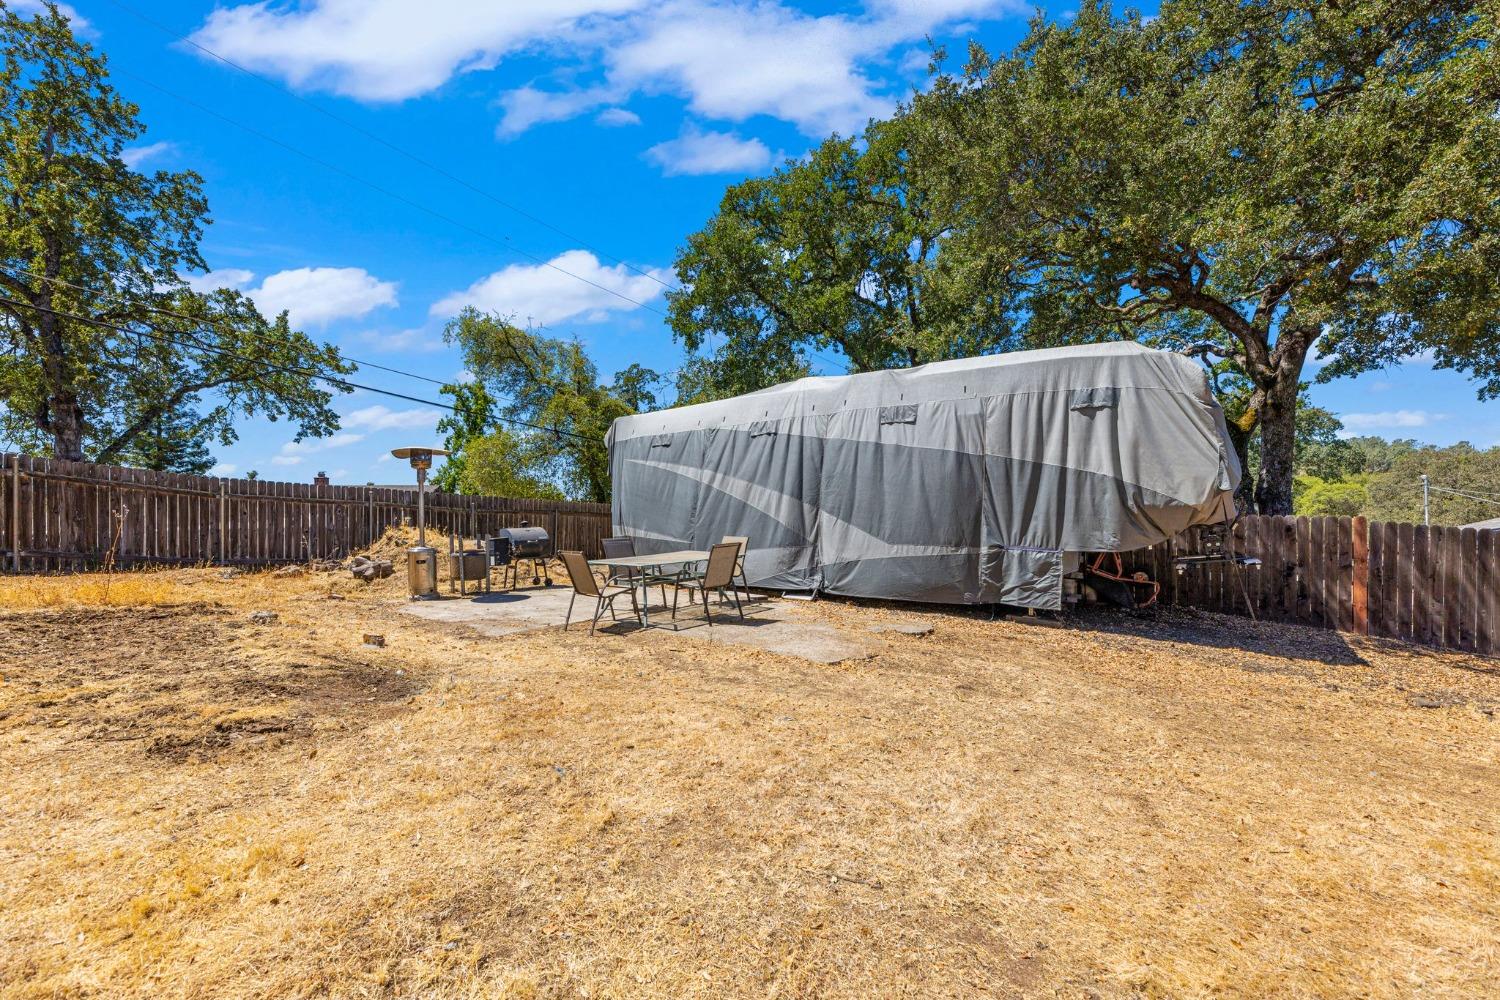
[1122,513,1500,656]
[1,453,612,571]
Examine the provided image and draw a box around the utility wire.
[102,0,678,293]
[1425,481,1500,499]
[108,66,669,318]
[1424,483,1500,506]
[0,294,604,442]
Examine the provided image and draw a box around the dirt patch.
[0,604,422,761]
[1,569,1497,998]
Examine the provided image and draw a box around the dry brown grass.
[0,572,195,609]
[0,566,1496,998]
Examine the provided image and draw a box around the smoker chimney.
[313,470,330,487]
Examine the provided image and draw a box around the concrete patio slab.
[399,586,579,638]
[399,588,874,664]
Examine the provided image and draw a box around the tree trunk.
[1223,419,1256,513]
[1253,378,1298,515]
[49,392,86,461]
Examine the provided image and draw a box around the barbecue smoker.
[487,521,553,589]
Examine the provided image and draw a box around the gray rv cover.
[606,342,1240,609]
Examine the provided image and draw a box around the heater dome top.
[391,446,449,471]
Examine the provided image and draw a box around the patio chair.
[601,536,670,608]
[721,535,751,606]
[560,550,639,636]
[669,542,745,627]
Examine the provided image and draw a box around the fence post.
[8,455,18,572]
[218,479,228,566]
[1351,515,1369,635]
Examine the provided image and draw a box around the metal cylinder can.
[407,546,438,599]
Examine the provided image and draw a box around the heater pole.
[417,466,427,546]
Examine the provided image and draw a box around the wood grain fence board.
[1420,526,1438,646]
[1479,530,1497,656]
[1457,527,1478,652]
[1355,516,1371,636]
[1338,516,1353,630]
[1381,518,1398,640]
[1396,522,1414,641]
[1307,517,1325,626]
[1274,517,1293,623]
[1448,527,1468,651]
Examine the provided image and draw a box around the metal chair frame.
[601,536,671,610]
[560,550,639,635]
[720,535,752,607]
[669,542,745,628]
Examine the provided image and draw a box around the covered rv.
[606,342,1240,609]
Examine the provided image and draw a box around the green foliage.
[0,4,353,463]
[449,430,563,500]
[667,0,1497,512]
[1294,475,1371,518]
[610,363,666,413]
[1365,442,1500,526]
[440,308,650,501]
[667,122,1021,387]
[115,395,215,474]
[671,347,810,407]
[430,380,496,493]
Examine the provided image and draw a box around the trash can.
[406,546,438,599]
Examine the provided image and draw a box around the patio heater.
[391,446,449,600]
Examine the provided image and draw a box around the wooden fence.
[1122,514,1500,655]
[0,453,613,571]
[5,455,1496,655]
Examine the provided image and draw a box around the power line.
[102,0,678,294]
[1425,481,1500,499]
[107,65,669,318]
[1425,483,1500,506]
[0,294,603,442]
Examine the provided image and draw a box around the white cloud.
[182,267,397,326]
[352,328,445,352]
[276,432,368,465]
[644,124,772,176]
[342,405,440,433]
[497,84,620,137]
[188,0,644,102]
[250,267,398,327]
[595,107,642,127]
[184,268,256,294]
[601,1,893,137]
[430,249,670,325]
[190,1,1021,137]
[1338,410,1450,433]
[209,462,238,475]
[121,141,177,170]
[10,1,90,31]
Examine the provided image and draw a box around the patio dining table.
[588,549,710,627]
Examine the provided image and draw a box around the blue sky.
[27,0,1500,484]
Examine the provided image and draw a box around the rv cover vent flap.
[878,404,918,425]
[1070,387,1119,411]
